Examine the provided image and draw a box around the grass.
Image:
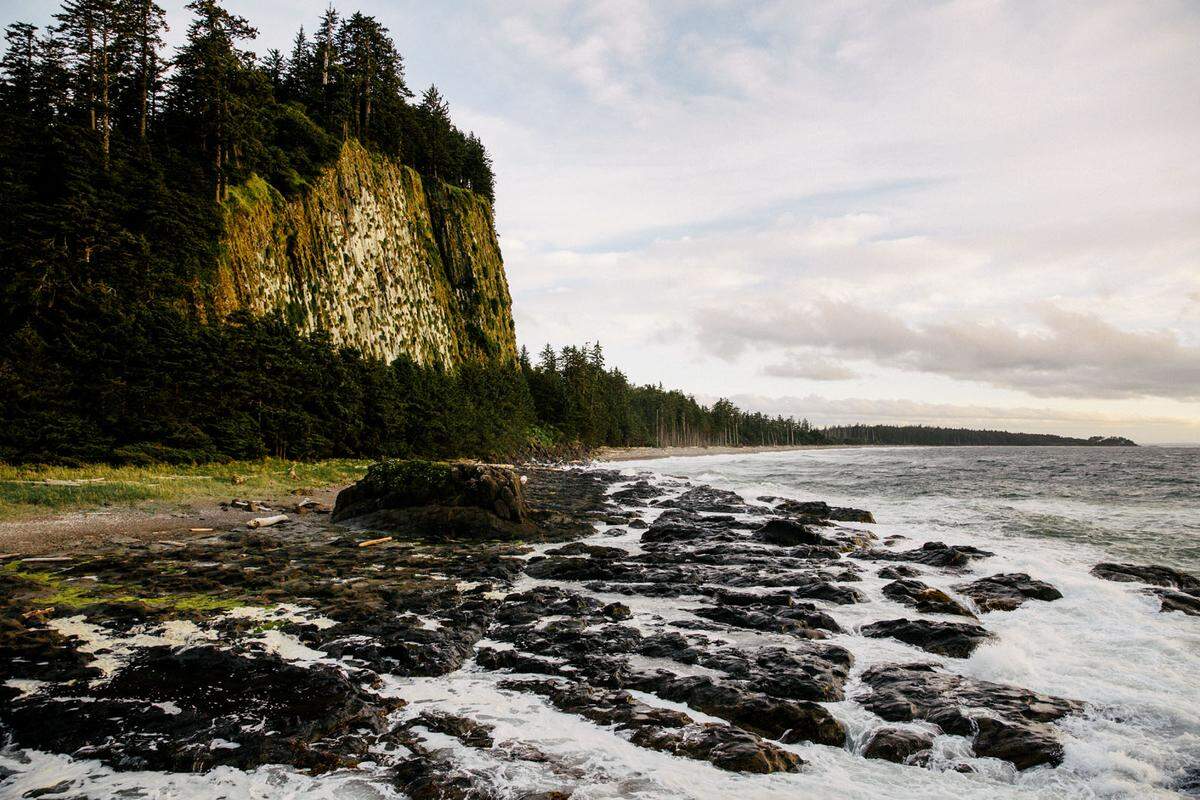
[0,458,371,522]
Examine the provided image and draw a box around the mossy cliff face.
[206,141,517,367]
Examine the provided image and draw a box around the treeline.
[2,310,534,465]
[521,345,823,450]
[822,425,1137,447]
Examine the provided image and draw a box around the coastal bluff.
[202,140,517,368]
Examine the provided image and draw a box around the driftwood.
[247,514,288,529]
[189,527,214,533]
[357,536,393,548]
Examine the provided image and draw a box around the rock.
[654,485,751,514]
[690,603,841,637]
[0,646,400,773]
[862,727,935,764]
[878,565,921,579]
[792,578,866,605]
[630,672,846,745]
[953,573,1062,612]
[772,499,876,523]
[331,459,537,540]
[1152,588,1200,616]
[857,662,1082,770]
[861,618,992,658]
[544,543,628,559]
[882,579,975,617]
[1091,563,1200,596]
[856,541,994,569]
[628,723,804,774]
[500,679,801,773]
[972,716,1064,770]
[412,711,495,748]
[753,519,837,547]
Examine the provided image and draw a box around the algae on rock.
[205,140,517,367]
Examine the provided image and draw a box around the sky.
[5,0,1199,443]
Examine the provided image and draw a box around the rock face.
[207,140,517,367]
[953,573,1063,612]
[331,459,536,539]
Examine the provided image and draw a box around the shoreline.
[592,443,864,462]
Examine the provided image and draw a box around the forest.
[821,425,1136,447]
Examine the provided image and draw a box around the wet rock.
[1,646,400,773]
[862,727,935,765]
[753,519,837,548]
[499,679,801,773]
[1152,588,1200,616]
[611,480,665,503]
[882,579,975,617]
[690,603,841,637]
[654,485,752,514]
[707,589,795,606]
[544,543,628,559]
[953,573,1062,612]
[628,724,803,774]
[856,541,994,569]
[412,711,495,748]
[332,459,537,540]
[771,499,876,524]
[628,519,649,529]
[878,565,922,579]
[857,662,1081,770]
[1091,563,1200,596]
[792,578,866,605]
[972,716,1064,770]
[700,643,854,703]
[861,618,992,658]
[630,672,846,746]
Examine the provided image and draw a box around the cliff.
[204,140,517,367]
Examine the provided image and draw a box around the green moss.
[360,459,456,504]
[3,562,249,614]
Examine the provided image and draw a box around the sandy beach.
[592,443,863,462]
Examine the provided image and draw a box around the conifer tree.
[1,23,38,115]
[170,0,259,201]
[119,0,167,140]
[54,0,127,164]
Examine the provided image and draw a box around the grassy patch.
[0,458,370,521]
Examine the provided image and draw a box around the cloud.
[763,354,857,381]
[701,302,1200,400]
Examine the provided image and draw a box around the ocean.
[3,446,1197,799]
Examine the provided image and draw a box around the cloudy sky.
[8,0,1199,442]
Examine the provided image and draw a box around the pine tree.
[54,0,127,164]
[1,23,39,115]
[337,12,406,141]
[284,26,310,100]
[119,0,166,140]
[263,48,285,94]
[170,0,259,202]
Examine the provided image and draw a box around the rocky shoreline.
[1,462,1196,798]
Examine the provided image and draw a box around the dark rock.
[628,724,803,774]
[412,711,495,748]
[691,603,841,637]
[862,727,935,764]
[882,579,975,617]
[773,499,876,523]
[856,541,994,569]
[0,646,400,773]
[628,519,649,529]
[500,679,801,773]
[953,573,1063,613]
[857,662,1081,770]
[878,565,921,579]
[753,519,837,547]
[654,485,751,514]
[861,618,992,658]
[972,716,1064,770]
[792,578,866,605]
[544,543,628,559]
[1153,588,1200,616]
[332,460,537,540]
[1091,563,1200,596]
